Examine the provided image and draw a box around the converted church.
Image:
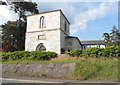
[25,10,83,54]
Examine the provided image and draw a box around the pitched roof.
[81,40,105,45]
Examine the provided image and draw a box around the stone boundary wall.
[2,63,75,79]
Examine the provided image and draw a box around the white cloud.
[35,2,117,34]
[0,2,117,36]
[0,5,18,25]
[70,2,116,34]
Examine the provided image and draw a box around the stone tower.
[25,10,70,54]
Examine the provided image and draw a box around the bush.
[82,48,101,58]
[2,52,10,61]
[2,51,58,61]
[65,46,120,58]
[65,49,83,57]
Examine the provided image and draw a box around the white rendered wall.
[25,11,61,54]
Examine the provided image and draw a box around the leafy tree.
[110,25,120,45]
[103,25,120,46]
[102,33,111,46]
[8,0,39,22]
[102,33,110,43]
[1,1,39,51]
[1,21,26,51]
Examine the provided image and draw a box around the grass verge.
[74,58,118,81]
[1,59,76,64]
[1,57,119,81]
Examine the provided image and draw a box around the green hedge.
[65,49,83,57]
[66,46,120,58]
[2,51,58,61]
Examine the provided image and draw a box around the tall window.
[65,21,67,32]
[40,16,45,28]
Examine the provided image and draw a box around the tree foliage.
[103,26,120,46]
[1,1,39,51]
[1,20,26,51]
[110,26,120,45]
[8,1,39,21]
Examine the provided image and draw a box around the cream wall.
[25,11,61,54]
[27,11,60,32]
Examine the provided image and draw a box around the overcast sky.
[0,0,118,40]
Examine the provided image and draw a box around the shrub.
[46,51,58,59]
[65,49,83,57]
[2,52,10,61]
[65,46,120,58]
[82,48,102,58]
[2,51,58,61]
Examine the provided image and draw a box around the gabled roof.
[81,40,105,45]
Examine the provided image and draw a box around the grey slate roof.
[81,40,105,45]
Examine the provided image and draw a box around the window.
[40,16,45,28]
[65,21,67,32]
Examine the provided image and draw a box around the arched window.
[36,43,46,51]
[40,16,45,28]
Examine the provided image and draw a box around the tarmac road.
[0,78,119,85]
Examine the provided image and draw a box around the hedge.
[65,49,83,57]
[65,46,120,58]
[1,51,58,61]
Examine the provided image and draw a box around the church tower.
[25,10,70,54]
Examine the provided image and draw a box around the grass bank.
[1,57,119,81]
[74,58,118,81]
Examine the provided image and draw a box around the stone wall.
[2,63,75,79]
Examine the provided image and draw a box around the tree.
[103,25,120,46]
[8,1,39,22]
[102,33,110,42]
[1,21,26,51]
[1,1,39,51]
[110,26,120,45]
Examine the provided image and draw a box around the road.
[0,78,119,85]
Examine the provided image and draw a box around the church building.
[25,10,82,54]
